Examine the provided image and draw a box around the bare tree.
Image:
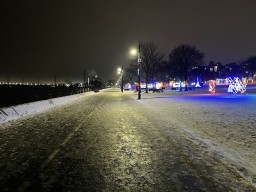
[87,69,97,79]
[124,63,137,85]
[140,42,164,92]
[168,44,204,91]
[154,60,170,82]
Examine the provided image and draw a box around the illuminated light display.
[156,82,163,89]
[227,77,246,94]
[195,77,201,87]
[124,83,131,90]
[172,82,185,88]
[141,83,153,89]
[216,78,228,85]
[208,80,216,94]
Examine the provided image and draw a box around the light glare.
[130,49,137,55]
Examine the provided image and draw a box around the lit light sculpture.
[209,80,216,94]
[227,77,246,94]
[195,77,201,87]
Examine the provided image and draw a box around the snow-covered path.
[0,88,255,191]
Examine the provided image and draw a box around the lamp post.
[87,77,90,92]
[118,67,123,92]
[131,44,141,99]
[138,44,141,99]
[121,66,123,93]
[134,45,142,99]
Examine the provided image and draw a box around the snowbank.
[0,93,86,123]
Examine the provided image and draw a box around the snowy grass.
[131,87,256,187]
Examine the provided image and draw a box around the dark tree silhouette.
[124,63,137,85]
[168,44,204,91]
[86,69,100,89]
[154,60,170,82]
[87,69,97,80]
[242,56,256,79]
[225,62,241,78]
[140,42,164,93]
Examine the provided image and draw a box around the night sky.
[1,0,256,84]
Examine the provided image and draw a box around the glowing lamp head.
[117,67,122,74]
[130,49,137,56]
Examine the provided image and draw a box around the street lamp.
[117,67,123,93]
[130,44,141,99]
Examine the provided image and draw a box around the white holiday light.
[227,77,246,94]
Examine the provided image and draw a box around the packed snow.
[0,92,94,123]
